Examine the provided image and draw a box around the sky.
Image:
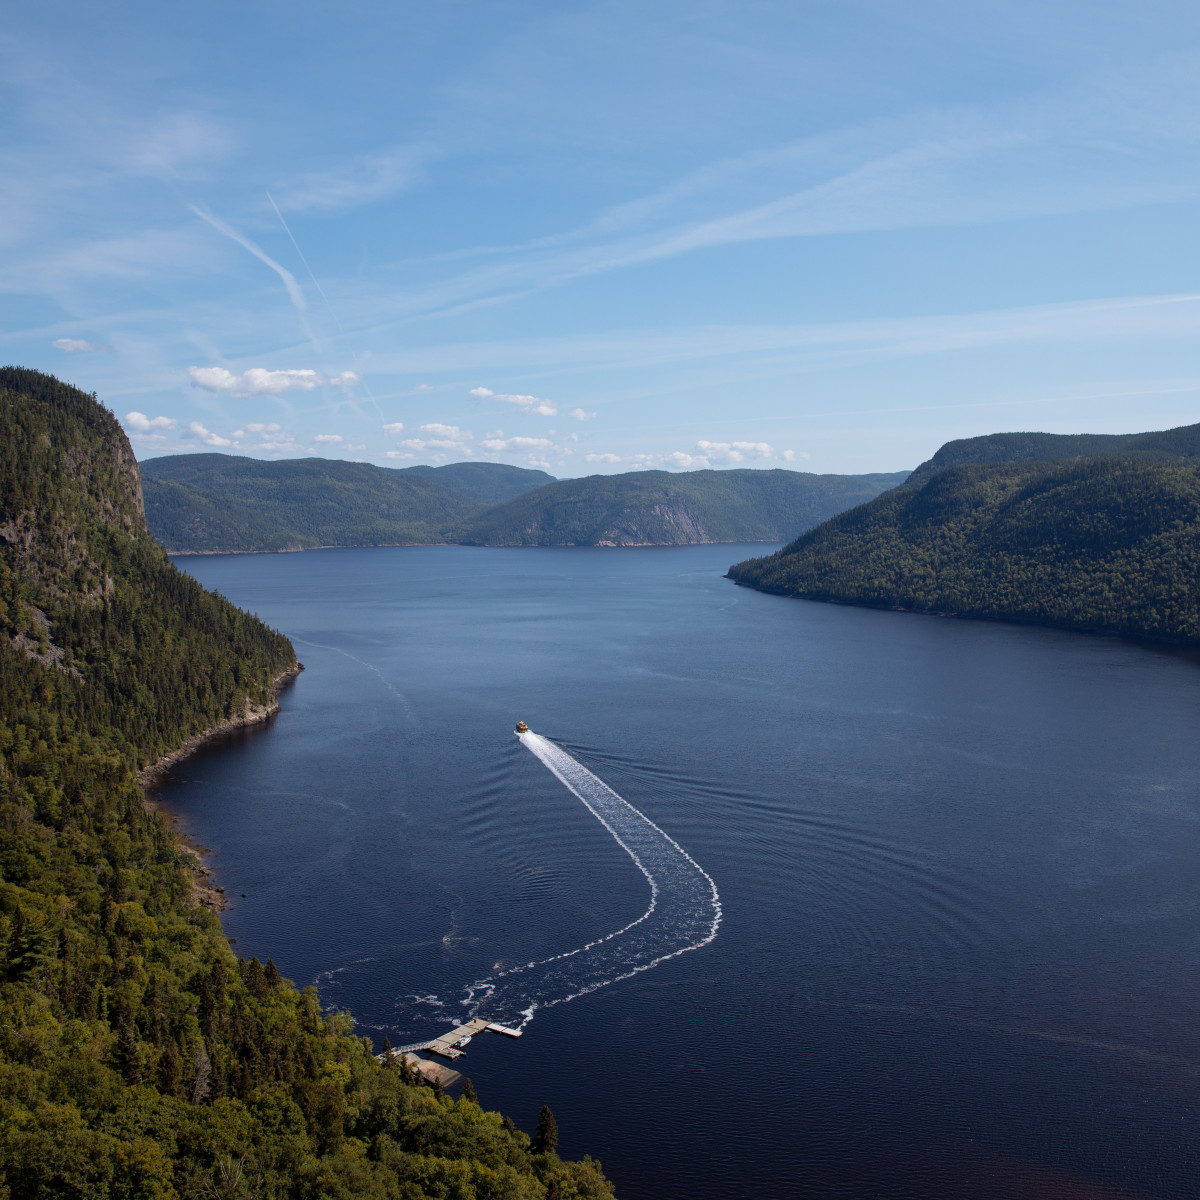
[4,1,1200,476]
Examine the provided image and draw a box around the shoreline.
[167,539,783,556]
[141,663,303,913]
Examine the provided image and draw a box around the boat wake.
[457,730,721,1031]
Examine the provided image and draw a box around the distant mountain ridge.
[141,453,910,552]
[141,454,553,552]
[457,468,909,546]
[730,419,1200,646]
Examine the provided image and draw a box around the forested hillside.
[141,454,552,553]
[903,420,1200,488]
[729,453,1200,645]
[457,468,908,546]
[0,369,614,1198]
[141,453,907,552]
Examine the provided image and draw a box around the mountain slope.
[729,453,1200,645]
[403,460,555,507]
[0,370,615,1198]
[457,468,909,546]
[903,420,1200,488]
[141,454,552,552]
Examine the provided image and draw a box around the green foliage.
[141,455,553,553]
[457,469,908,547]
[531,1107,558,1156]
[903,421,1200,488]
[0,370,616,1198]
[729,454,1200,645]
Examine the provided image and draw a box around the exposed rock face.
[596,502,712,545]
[111,423,147,529]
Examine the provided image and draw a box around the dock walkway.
[386,1017,523,1060]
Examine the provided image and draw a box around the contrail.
[189,203,317,347]
[266,191,386,421]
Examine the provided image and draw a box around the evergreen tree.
[463,1077,478,1104]
[533,1104,559,1155]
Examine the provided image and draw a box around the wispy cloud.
[188,366,359,396]
[354,291,1200,380]
[357,55,1200,323]
[274,146,425,213]
[53,337,109,352]
[470,385,557,416]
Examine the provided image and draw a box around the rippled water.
[162,545,1200,1199]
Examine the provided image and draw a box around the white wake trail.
[462,731,721,1029]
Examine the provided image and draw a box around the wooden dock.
[423,1018,493,1060]
[383,1016,524,1063]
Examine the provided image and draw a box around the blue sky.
[4,1,1200,475]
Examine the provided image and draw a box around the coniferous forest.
[0,369,613,1199]
[729,439,1200,646]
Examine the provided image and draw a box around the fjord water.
[164,545,1200,1199]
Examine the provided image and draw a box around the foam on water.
[453,730,722,1030]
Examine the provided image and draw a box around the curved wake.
[459,730,721,1030]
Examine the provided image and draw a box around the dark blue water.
[163,545,1200,1199]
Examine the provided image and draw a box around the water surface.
[163,545,1200,1199]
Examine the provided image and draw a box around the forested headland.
[141,453,907,553]
[0,368,614,1199]
[729,422,1200,646]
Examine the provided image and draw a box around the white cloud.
[694,440,775,464]
[470,385,558,416]
[568,407,596,421]
[385,450,414,460]
[583,442,781,471]
[382,422,405,434]
[188,366,359,396]
[481,434,555,452]
[314,434,343,443]
[52,337,109,352]
[413,384,435,392]
[188,420,231,447]
[393,423,475,456]
[664,451,709,469]
[245,422,282,433]
[781,449,810,463]
[123,411,176,433]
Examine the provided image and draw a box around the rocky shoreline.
[140,662,303,912]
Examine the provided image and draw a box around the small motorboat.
[515,721,529,733]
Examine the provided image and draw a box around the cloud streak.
[189,204,316,342]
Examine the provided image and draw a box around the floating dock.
[381,1016,525,1069]
[424,1018,492,1059]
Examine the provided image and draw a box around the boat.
[515,721,529,733]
